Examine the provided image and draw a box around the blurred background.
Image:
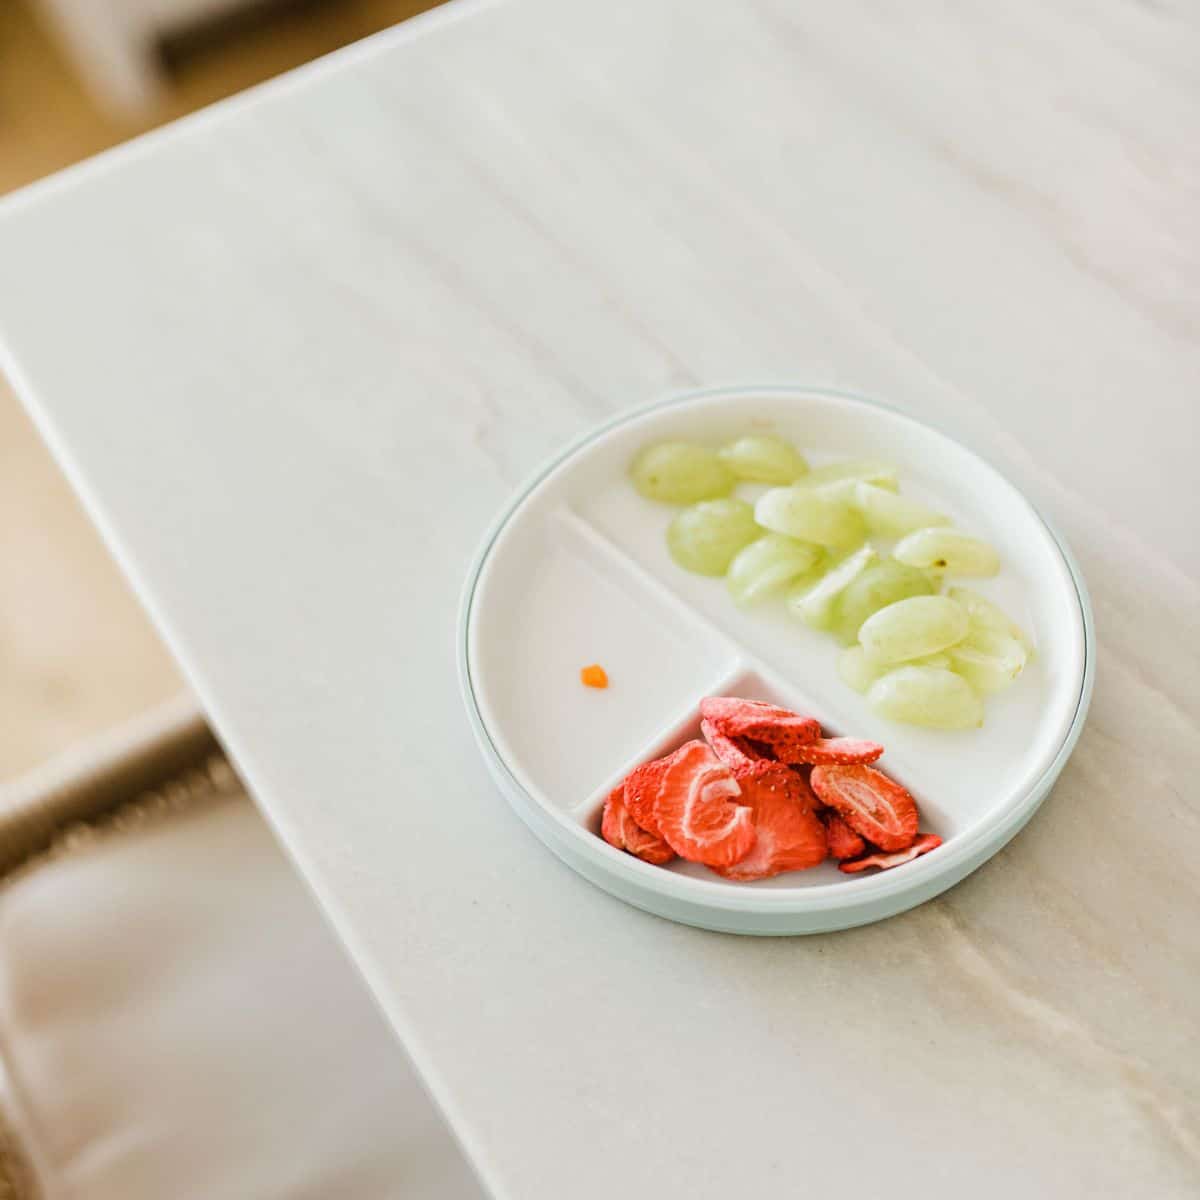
[1,0,441,781]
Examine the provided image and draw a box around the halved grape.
[838,646,885,694]
[867,666,985,729]
[801,480,859,504]
[857,595,969,664]
[915,652,953,670]
[666,499,760,575]
[853,483,949,538]
[801,459,900,492]
[948,631,1027,693]
[948,587,1033,655]
[788,544,877,630]
[832,559,937,645]
[893,528,1000,577]
[839,646,955,695]
[755,486,866,549]
[718,435,809,484]
[799,459,899,492]
[727,533,823,606]
[630,442,735,503]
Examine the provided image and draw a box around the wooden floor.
[0,0,438,779]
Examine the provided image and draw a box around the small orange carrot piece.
[580,664,609,689]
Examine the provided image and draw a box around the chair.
[0,697,485,1199]
[29,0,271,115]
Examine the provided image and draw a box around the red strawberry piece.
[819,808,866,860]
[809,764,919,852]
[699,696,783,729]
[777,736,884,767]
[623,756,672,835]
[700,719,767,770]
[839,833,942,874]
[600,785,675,866]
[698,697,821,758]
[714,763,827,881]
[655,740,756,868]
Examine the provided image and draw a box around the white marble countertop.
[1,1,1197,1195]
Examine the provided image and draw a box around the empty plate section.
[468,508,737,811]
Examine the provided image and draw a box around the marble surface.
[0,0,1197,1195]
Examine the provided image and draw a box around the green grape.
[727,534,823,606]
[630,442,735,503]
[857,595,969,664]
[718,435,809,484]
[838,646,885,694]
[788,544,877,630]
[666,499,760,575]
[755,486,867,548]
[867,666,985,729]
[948,631,1027,693]
[947,587,1033,655]
[839,645,955,694]
[894,528,1000,577]
[853,483,950,538]
[799,459,899,492]
[914,652,953,670]
[803,480,859,504]
[832,559,937,645]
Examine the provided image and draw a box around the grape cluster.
[631,435,1031,729]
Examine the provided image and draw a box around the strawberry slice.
[809,764,919,852]
[655,740,756,868]
[623,756,671,835]
[819,808,866,860]
[698,697,820,759]
[776,736,884,767]
[714,763,827,881]
[839,833,942,874]
[600,785,675,865]
[699,719,766,771]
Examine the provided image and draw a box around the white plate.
[459,386,1093,935]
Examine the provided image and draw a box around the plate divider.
[568,658,752,823]
[555,507,745,659]
[557,506,839,730]
[557,506,946,836]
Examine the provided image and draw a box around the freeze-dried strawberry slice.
[700,719,766,771]
[699,696,782,729]
[809,765,919,852]
[819,808,866,860]
[839,833,942,874]
[600,785,675,865]
[698,697,820,757]
[623,756,671,835]
[777,737,884,767]
[714,763,827,881]
[655,741,756,868]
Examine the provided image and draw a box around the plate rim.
[457,384,1095,921]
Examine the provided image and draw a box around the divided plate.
[458,386,1093,935]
